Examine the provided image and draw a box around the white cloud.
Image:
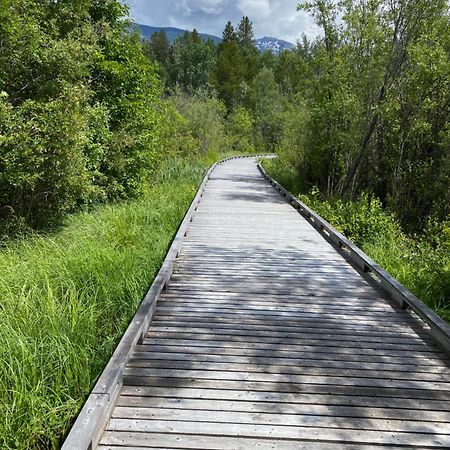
[236,0,272,19]
[124,0,319,43]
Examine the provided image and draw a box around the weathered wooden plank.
[152,308,417,325]
[98,432,391,449]
[116,395,450,421]
[166,282,383,297]
[138,338,441,354]
[159,297,398,311]
[160,290,390,305]
[128,352,449,374]
[123,358,450,382]
[149,319,430,341]
[145,331,435,349]
[151,319,424,338]
[120,384,450,406]
[123,367,450,391]
[105,419,450,447]
[153,305,417,322]
[131,348,449,369]
[111,406,450,434]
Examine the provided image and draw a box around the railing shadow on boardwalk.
[124,241,450,443]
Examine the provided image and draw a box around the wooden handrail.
[257,162,450,356]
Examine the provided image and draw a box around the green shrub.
[0,1,162,232]
[171,93,228,154]
[300,189,403,248]
[0,89,102,229]
[227,106,256,153]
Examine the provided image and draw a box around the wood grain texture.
[96,157,450,449]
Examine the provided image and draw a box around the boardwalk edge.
[257,161,450,357]
[61,155,273,449]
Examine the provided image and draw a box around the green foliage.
[92,30,161,198]
[263,157,307,194]
[222,21,237,42]
[237,16,255,50]
[277,0,450,229]
[169,31,217,93]
[142,30,171,83]
[237,16,259,81]
[227,106,256,153]
[300,188,402,248]
[211,40,246,110]
[0,156,208,449]
[275,99,309,170]
[172,93,228,154]
[0,89,106,229]
[153,99,200,159]
[0,0,162,231]
[246,68,284,151]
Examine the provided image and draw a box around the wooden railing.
[257,162,450,356]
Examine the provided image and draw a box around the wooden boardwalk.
[92,158,450,448]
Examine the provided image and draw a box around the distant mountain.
[134,24,295,54]
[133,24,222,44]
[256,36,295,54]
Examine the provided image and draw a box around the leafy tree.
[246,68,284,151]
[92,29,161,198]
[286,0,450,227]
[172,93,227,154]
[340,0,450,196]
[258,50,277,71]
[227,106,256,153]
[169,31,216,93]
[0,0,162,229]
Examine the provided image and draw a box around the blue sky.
[124,0,319,43]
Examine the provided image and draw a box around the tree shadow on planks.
[123,243,450,447]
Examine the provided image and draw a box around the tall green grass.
[263,158,450,321]
[0,157,207,449]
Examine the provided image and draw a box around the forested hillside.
[0,0,449,448]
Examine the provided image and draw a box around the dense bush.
[172,93,228,154]
[0,90,106,229]
[300,188,402,248]
[227,106,256,154]
[0,0,161,231]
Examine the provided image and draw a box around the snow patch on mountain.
[256,37,295,54]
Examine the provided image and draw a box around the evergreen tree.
[237,16,256,50]
[222,21,237,42]
[192,28,201,43]
[236,16,259,83]
[149,30,170,64]
[212,40,246,110]
[143,30,171,84]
